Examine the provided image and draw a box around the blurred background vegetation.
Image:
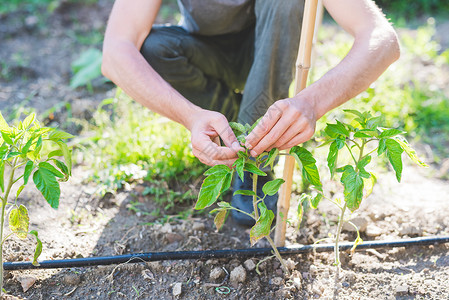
[1,0,448,220]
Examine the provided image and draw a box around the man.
[102,0,400,225]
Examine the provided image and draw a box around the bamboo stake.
[274,0,320,247]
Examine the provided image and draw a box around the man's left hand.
[245,95,318,157]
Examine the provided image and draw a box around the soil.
[1,2,449,300]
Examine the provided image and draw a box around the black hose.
[4,235,449,270]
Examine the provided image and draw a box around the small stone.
[165,233,183,244]
[344,271,356,283]
[173,282,182,297]
[366,224,383,237]
[285,258,297,271]
[160,223,172,234]
[271,277,283,285]
[63,273,81,285]
[192,222,205,231]
[342,282,350,288]
[244,259,256,271]
[205,259,218,265]
[18,276,36,292]
[342,217,369,232]
[396,284,409,294]
[399,225,422,236]
[309,265,318,275]
[293,277,302,289]
[230,265,247,284]
[210,267,224,280]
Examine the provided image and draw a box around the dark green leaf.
[9,205,29,239]
[385,138,403,182]
[244,163,267,176]
[310,193,323,209]
[290,146,321,187]
[220,171,234,194]
[23,160,34,185]
[22,113,36,129]
[327,141,339,178]
[34,136,43,156]
[233,189,257,196]
[29,230,42,266]
[1,131,13,145]
[378,138,386,155]
[379,128,403,138]
[38,162,64,178]
[340,165,364,212]
[7,151,21,159]
[262,178,285,196]
[33,168,60,209]
[229,122,246,135]
[53,159,69,177]
[325,121,349,137]
[214,210,228,231]
[195,165,233,210]
[263,148,279,169]
[237,150,248,159]
[366,116,382,129]
[249,202,274,246]
[233,157,245,182]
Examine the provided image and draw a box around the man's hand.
[245,95,317,157]
[189,110,243,166]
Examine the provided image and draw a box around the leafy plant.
[0,112,72,295]
[194,110,427,276]
[70,48,105,92]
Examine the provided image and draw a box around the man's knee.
[256,0,303,23]
[140,27,183,69]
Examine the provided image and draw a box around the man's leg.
[140,25,253,122]
[232,0,304,226]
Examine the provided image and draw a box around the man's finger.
[277,128,315,150]
[245,104,283,149]
[212,115,241,151]
[249,117,290,157]
[192,134,239,160]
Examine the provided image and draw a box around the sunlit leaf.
[33,168,60,209]
[395,137,428,167]
[340,165,364,212]
[310,193,323,209]
[57,141,72,175]
[385,138,404,182]
[22,113,36,130]
[262,178,285,196]
[229,122,246,136]
[38,162,64,178]
[23,160,34,185]
[290,146,321,187]
[9,205,29,239]
[49,130,74,141]
[214,209,228,231]
[263,148,279,170]
[379,128,404,138]
[249,202,274,246]
[195,165,233,210]
[233,189,256,196]
[29,230,42,266]
[244,163,267,176]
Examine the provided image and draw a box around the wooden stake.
[274,0,320,247]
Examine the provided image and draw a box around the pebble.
[244,259,256,271]
[165,233,183,244]
[309,265,318,275]
[209,267,224,280]
[366,224,383,237]
[399,225,422,236]
[173,282,182,297]
[271,277,283,285]
[160,223,172,234]
[230,265,247,284]
[342,217,369,232]
[293,277,302,289]
[396,284,409,294]
[18,276,36,292]
[63,273,81,285]
[285,258,297,271]
[192,222,205,231]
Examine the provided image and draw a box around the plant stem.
[344,143,358,165]
[334,202,347,267]
[252,167,259,221]
[266,235,290,276]
[0,161,16,296]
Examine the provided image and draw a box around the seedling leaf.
[310,193,323,209]
[9,205,29,239]
[249,202,274,246]
[23,160,34,185]
[214,210,228,231]
[234,190,256,196]
[263,148,279,169]
[262,178,285,196]
[29,230,42,266]
[340,165,364,212]
[385,138,403,182]
[233,157,245,182]
[379,128,403,138]
[244,163,267,176]
[195,165,232,210]
[290,146,321,187]
[33,168,61,209]
[22,113,35,130]
[49,130,74,141]
[395,137,428,167]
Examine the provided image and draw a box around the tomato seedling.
[0,112,72,295]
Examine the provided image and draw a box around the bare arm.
[245,0,400,156]
[102,0,241,166]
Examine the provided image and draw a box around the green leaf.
[70,48,103,88]
[214,209,228,231]
[262,178,285,196]
[16,185,25,198]
[310,193,323,209]
[22,113,36,130]
[33,168,60,209]
[1,131,13,145]
[0,111,11,132]
[395,137,428,167]
[217,201,232,208]
[233,189,257,196]
[237,134,246,145]
[385,138,403,182]
[29,230,42,266]
[23,160,34,185]
[363,172,377,198]
[237,151,248,159]
[229,122,246,135]
[343,109,364,118]
[53,159,69,177]
[195,165,233,210]
[263,148,279,169]
[221,171,234,194]
[357,155,371,179]
[243,163,267,176]
[249,202,275,246]
[34,136,43,156]
[325,121,349,137]
[9,205,29,239]
[340,165,364,212]
[327,140,340,178]
[248,116,262,134]
[7,151,21,159]
[0,161,4,193]
[290,146,321,187]
[38,162,64,178]
[57,141,72,175]
[233,157,245,182]
[366,116,382,129]
[49,130,74,141]
[379,128,403,138]
[21,137,34,155]
[47,149,63,158]
[378,138,386,155]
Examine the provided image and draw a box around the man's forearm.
[101,40,202,130]
[300,25,400,119]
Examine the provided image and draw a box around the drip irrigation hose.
[4,235,449,270]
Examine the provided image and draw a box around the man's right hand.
[188,110,243,167]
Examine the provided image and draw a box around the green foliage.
[0,111,72,287]
[249,202,275,246]
[375,0,449,19]
[79,90,205,207]
[70,48,104,91]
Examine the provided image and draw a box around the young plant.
[302,109,427,269]
[194,120,322,275]
[0,112,72,295]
